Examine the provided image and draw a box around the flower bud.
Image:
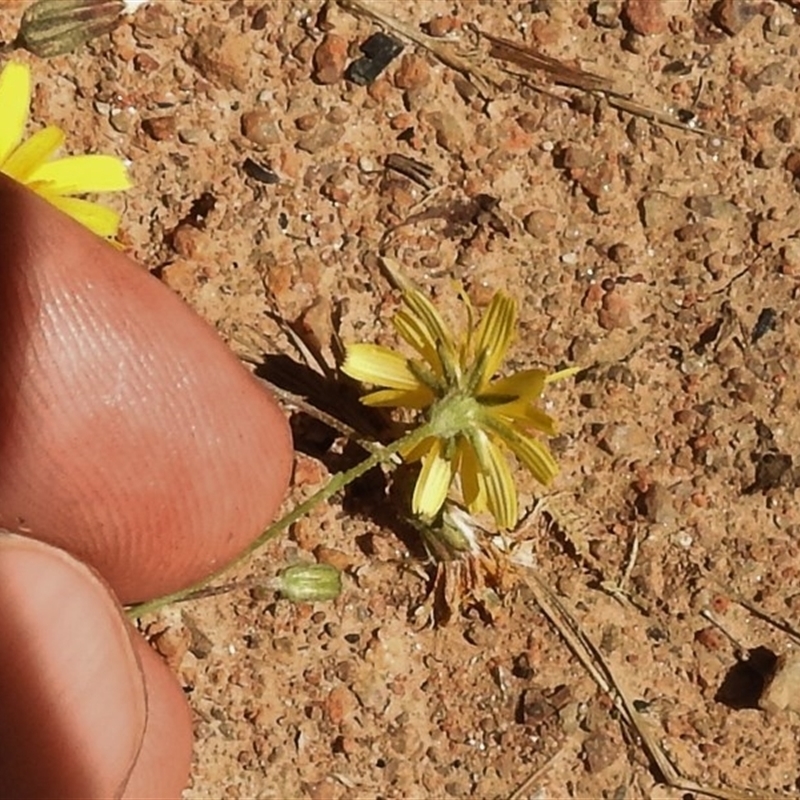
[15,0,126,58]
[274,563,342,604]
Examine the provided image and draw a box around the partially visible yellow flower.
[0,61,131,239]
[342,279,576,530]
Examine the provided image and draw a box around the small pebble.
[622,0,667,35]
[759,654,800,714]
[170,224,206,259]
[346,32,404,86]
[326,106,349,124]
[774,116,795,143]
[674,223,706,242]
[142,115,176,141]
[781,240,800,271]
[241,109,281,147]
[560,145,593,170]
[785,150,800,178]
[178,128,202,145]
[150,625,191,669]
[608,242,633,264]
[755,147,782,169]
[185,25,250,91]
[133,52,159,73]
[524,209,558,238]
[560,251,579,266]
[640,191,684,229]
[426,15,459,37]
[251,5,269,31]
[640,482,675,524]
[694,626,726,651]
[296,123,344,154]
[132,3,175,39]
[109,109,134,134]
[582,728,617,773]
[159,259,197,298]
[426,110,465,152]
[752,62,786,89]
[324,685,356,727]
[686,194,739,220]
[295,112,319,132]
[621,29,645,54]
[598,289,632,329]
[754,219,782,247]
[711,0,759,35]
[593,0,621,27]
[312,34,348,84]
[394,53,431,90]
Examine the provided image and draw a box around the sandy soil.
[4,0,800,797]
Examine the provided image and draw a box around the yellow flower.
[342,281,575,529]
[0,61,131,239]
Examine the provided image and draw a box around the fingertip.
[123,638,193,800]
[0,533,146,798]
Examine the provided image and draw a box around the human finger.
[0,175,293,602]
[0,533,192,799]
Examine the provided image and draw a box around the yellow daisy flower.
[342,280,575,529]
[0,61,131,239]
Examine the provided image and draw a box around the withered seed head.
[15,0,126,58]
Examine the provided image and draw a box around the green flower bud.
[274,563,342,604]
[15,0,126,58]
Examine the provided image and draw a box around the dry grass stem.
[506,749,565,800]
[338,0,710,136]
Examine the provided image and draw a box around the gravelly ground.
[4,0,800,797]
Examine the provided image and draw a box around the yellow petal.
[412,438,454,520]
[360,386,434,409]
[483,415,558,486]
[28,154,132,194]
[402,287,453,349]
[393,308,443,376]
[469,430,517,529]
[492,403,557,437]
[401,286,459,380]
[456,436,485,513]
[41,193,121,238]
[0,62,31,167]
[485,369,547,401]
[401,435,436,463]
[546,365,581,383]
[482,368,561,434]
[2,125,65,182]
[342,344,422,391]
[470,292,516,390]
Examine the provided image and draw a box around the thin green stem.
[126,420,435,619]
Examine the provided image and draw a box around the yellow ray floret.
[0,61,131,240]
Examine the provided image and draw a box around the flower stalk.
[126,419,435,618]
